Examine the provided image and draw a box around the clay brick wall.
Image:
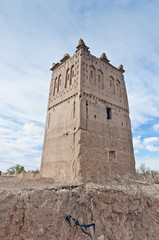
[40,39,136,183]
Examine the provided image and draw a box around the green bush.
[7,164,25,174]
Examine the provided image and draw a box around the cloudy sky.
[0,0,159,172]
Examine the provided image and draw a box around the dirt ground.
[0,176,60,191]
[0,175,84,192]
[1,176,159,239]
[1,175,159,197]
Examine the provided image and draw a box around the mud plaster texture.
[1,176,159,240]
[40,39,136,183]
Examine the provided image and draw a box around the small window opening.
[53,78,57,96]
[106,108,111,119]
[48,113,51,128]
[57,75,61,93]
[94,115,96,119]
[91,71,93,77]
[73,132,75,146]
[109,151,115,159]
[98,75,100,81]
[73,101,75,118]
[86,101,88,124]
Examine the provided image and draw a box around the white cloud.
[134,136,159,153]
[143,137,159,145]
[145,145,159,152]
[153,123,159,131]
[0,119,44,171]
[143,137,159,152]
[133,136,141,145]
[133,136,142,153]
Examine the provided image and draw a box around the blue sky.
[0,0,159,172]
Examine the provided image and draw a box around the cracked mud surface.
[0,176,159,240]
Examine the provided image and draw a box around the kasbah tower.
[40,39,136,183]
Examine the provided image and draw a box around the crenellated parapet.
[48,39,127,111]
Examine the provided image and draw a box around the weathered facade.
[40,39,136,183]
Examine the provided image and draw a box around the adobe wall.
[78,48,135,182]
[40,51,82,182]
[40,40,136,183]
[1,177,159,240]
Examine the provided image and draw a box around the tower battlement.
[40,39,136,183]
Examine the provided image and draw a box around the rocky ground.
[0,176,159,240]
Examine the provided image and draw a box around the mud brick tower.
[40,39,136,183]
